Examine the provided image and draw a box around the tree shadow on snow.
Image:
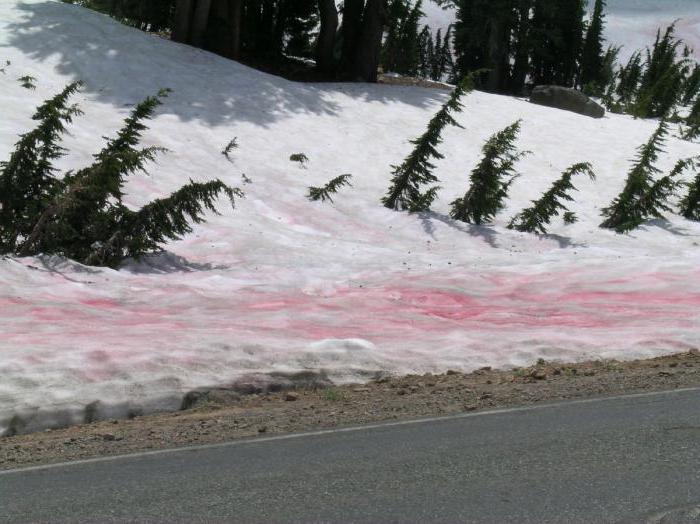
[6,2,446,128]
[121,251,229,274]
[418,212,501,249]
[643,219,697,237]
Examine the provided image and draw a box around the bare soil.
[2,351,699,471]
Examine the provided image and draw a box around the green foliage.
[307,174,353,203]
[222,138,239,162]
[601,121,692,233]
[383,76,473,212]
[682,64,700,106]
[18,75,37,90]
[383,0,425,76]
[450,120,526,225]
[680,170,700,221]
[579,0,606,91]
[683,95,700,141]
[631,25,692,119]
[0,81,84,252]
[0,84,242,267]
[508,162,595,234]
[290,153,309,167]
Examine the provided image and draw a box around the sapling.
[383,75,474,212]
[508,162,595,234]
[451,120,527,225]
[601,120,693,232]
[1,83,243,267]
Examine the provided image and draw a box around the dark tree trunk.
[352,0,386,82]
[228,0,243,59]
[510,0,531,95]
[172,0,195,43]
[485,16,507,92]
[338,0,365,79]
[191,0,213,48]
[316,0,339,75]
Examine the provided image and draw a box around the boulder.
[530,85,605,119]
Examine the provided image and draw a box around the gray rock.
[530,85,605,118]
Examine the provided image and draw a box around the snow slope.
[1,0,700,434]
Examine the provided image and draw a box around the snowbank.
[1,0,699,434]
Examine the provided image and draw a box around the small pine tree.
[616,51,643,106]
[601,121,692,233]
[307,174,353,203]
[382,76,473,212]
[508,162,595,234]
[450,120,527,225]
[682,64,700,106]
[2,84,243,267]
[680,168,700,221]
[0,81,84,252]
[683,95,700,141]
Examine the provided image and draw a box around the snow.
[1,0,700,435]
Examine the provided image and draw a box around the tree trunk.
[172,0,195,43]
[191,0,213,48]
[338,0,365,79]
[229,0,243,59]
[316,0,338,75]
[352,0,386,82]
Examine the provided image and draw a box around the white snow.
[1,0,700,435]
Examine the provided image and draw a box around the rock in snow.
[530,86,605,119]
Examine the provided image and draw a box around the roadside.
[2,350,699,471]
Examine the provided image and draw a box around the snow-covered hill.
[1,0,700,434]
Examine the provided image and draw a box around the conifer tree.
[680,168,700,221]
[307,174,353,203]
[632,25,692,119]
[616,51,643,107]
[0,81,83,252]
[418,25,434,79]
[682,64,700,106]
[382,76,473,212]
[2,84,243,267]
[579,0,606,93]
[450,120,527,225]
[683,95,700,141]
[600,121,691,233]
[508,162,595,234]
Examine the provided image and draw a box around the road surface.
[2,388,700,523]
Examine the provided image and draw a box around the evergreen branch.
[307,174,353,203]
[116,180,243,264]
[18,75,37,90]
[222,137,239,162]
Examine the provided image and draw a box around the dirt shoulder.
[2,351,700,471]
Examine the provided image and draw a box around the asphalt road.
[2,388,700,524]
